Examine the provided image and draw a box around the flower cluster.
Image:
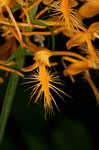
[0,0,99,114]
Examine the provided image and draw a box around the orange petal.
[64,61,89,76]
[70,0,78,7]
[79,2,99,18]
[88,22,99,39]
[66,32,85,49]
[21,63,38,72]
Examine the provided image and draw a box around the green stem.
[0,47,25,145]
[0,74,19,144]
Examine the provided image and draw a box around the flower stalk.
[0,47,25,145]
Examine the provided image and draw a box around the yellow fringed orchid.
[62,44,99,104]
[48,0,82,31]
[66,23,99,55]
[21,47,73,113]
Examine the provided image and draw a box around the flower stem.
[0,47,25,145]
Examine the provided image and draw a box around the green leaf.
[25,3,38,32]
[0,47,25,145]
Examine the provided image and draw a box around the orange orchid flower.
[47,0,82,31]
[21,47,74,113]
[66,23,99,55]
[22,0,82,37]
[62,44,99,103]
